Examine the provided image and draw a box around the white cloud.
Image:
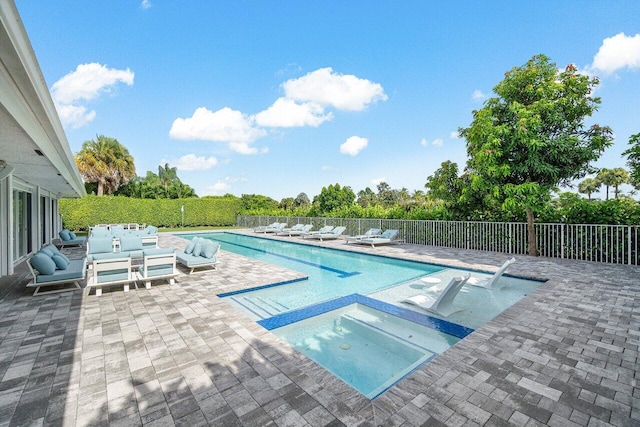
[141,0,151,9]
[471,89,486,102]
[450,131,460,139]
[321,165,334,171]
[169,107,266,154]
[255,98,332,128]
[204,176,248,195]
[163,154,218,171]
[591,33,640,74]
[51,63,134,128]
[421,138,443,147]
[340,136,369,156]
[371,177,385,186]
[283,67,387,111]
[55,104,96,129]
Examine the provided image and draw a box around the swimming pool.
[182,232,543,398]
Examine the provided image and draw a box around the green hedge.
[60,195,241,231]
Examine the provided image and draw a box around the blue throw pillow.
[202,242,219,259]
[57,253,70,264]
[47,244,61,254]
[59,229,71,241]
[40,246,56,257]
[51,254,69,270]
[192,242,203,257]
[184,239,197,254]
[30,253,56,275]
[69,231,78,239]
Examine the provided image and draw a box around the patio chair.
[253,222,279,232]
[58,229,86,247]
[278,224,313,237]
[26,246,86,296]
[301,225,333,238]
[402,274,471,317]
[138,248,177,289]
[86,256,136,296]
[353,229,401,247]
[175,237,220,274]
[466,257,515,290]
[305,226,346,241]
[345,228,382,244]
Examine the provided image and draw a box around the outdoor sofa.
[27,244,86,296]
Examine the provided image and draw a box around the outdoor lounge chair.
[86,256,136,296]
[301,225,334,238]
[26,245,86,296]
[353,229,400,247]
[345,228,382,244]
[261,223,287,233]
[175,236,220,274]
[278,224,313,237]
[58,229,86,247]
[402,274,471,317]
[138,248,178,288]
[305,226,346,241]
[253,222,279,232]
[466,257,515,290]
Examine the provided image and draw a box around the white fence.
[237,215,640,265]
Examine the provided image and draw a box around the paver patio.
[0,230,637,426]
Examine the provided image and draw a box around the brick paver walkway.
[0,230,637,426]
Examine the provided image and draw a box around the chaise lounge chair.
[278,224,313,237]
[353,229,400,247]
[466,257,515,290]
[402,274,471,317]
[301,225,334,238]
[26,245,87,296]
[253,222,279,232]
[175,237,220,274]
[58,229,86,247]
[344,228,382,244]
[305,226,346,241]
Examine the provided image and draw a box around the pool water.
[183,232,543,398]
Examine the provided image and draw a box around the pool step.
[230,295,290,319]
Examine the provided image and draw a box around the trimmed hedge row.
[60,195,240,231]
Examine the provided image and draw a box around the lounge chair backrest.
[365,228,382,236]
[380,229,398,239]
[485,257,516,289]
[431,274,470,314]
[332,226,346,235]
[291,224,304,231]
[302,224,313,232]
[319,226,333,233]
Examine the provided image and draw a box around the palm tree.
[578,178,599,201]
[158,163,178,190]
[596,169,614,200]
[74,136,136,196]
[610,167,630,199]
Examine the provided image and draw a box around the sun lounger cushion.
[184,239,197,254]
[69,231,79,239]
[203,242,219,258]
[192,241,203,256]
[30,252,56,275]
[33,259,86,284]
[59,229,71,241]
[51,254,69,270]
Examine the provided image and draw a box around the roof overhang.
[0,1,85,198]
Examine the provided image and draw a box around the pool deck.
[0,229,637,426]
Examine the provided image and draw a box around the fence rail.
[237,215,640,266]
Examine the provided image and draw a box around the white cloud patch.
[51,63,134,128]
[255,98,332,128]
[321,165,334,171]
[141,0,151,9]
[340,136,368,156]
[169,107,266,154]
[163,154,218,171]
[421,138,443,147]
[283,67,387,111]
[204,176,248,195]
[450,131,460,139]
[371,177,385,186]
[471,89,486,102]
[591,33,640,74]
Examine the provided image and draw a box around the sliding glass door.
[12,189,32,262]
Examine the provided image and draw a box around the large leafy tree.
[314,183,355,213]
[623,132,640,189]
[75,135,136,196]
[158,163,179,190]
[459,55,613,256]
[425,161,461,205]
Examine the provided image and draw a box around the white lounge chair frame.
[301,225,334,238]
[354,229,401,247]
[86,257,136,296]
[466,258,515,290]
[138,253,178,289]
[305,226,346,241]
[345,228,383,243]
[402,274,470,317]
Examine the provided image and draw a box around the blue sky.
[16,1,640,201]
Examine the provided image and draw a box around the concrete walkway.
[0,230,637,426]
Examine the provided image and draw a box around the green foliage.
[239,194,279,213]
[60,195,240,230]
[578,178,600,200]
[116,167,197,199]
[313,183,356,214]
[623,132,640,189]
[562,198,640,225]
[595,167,629,199]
